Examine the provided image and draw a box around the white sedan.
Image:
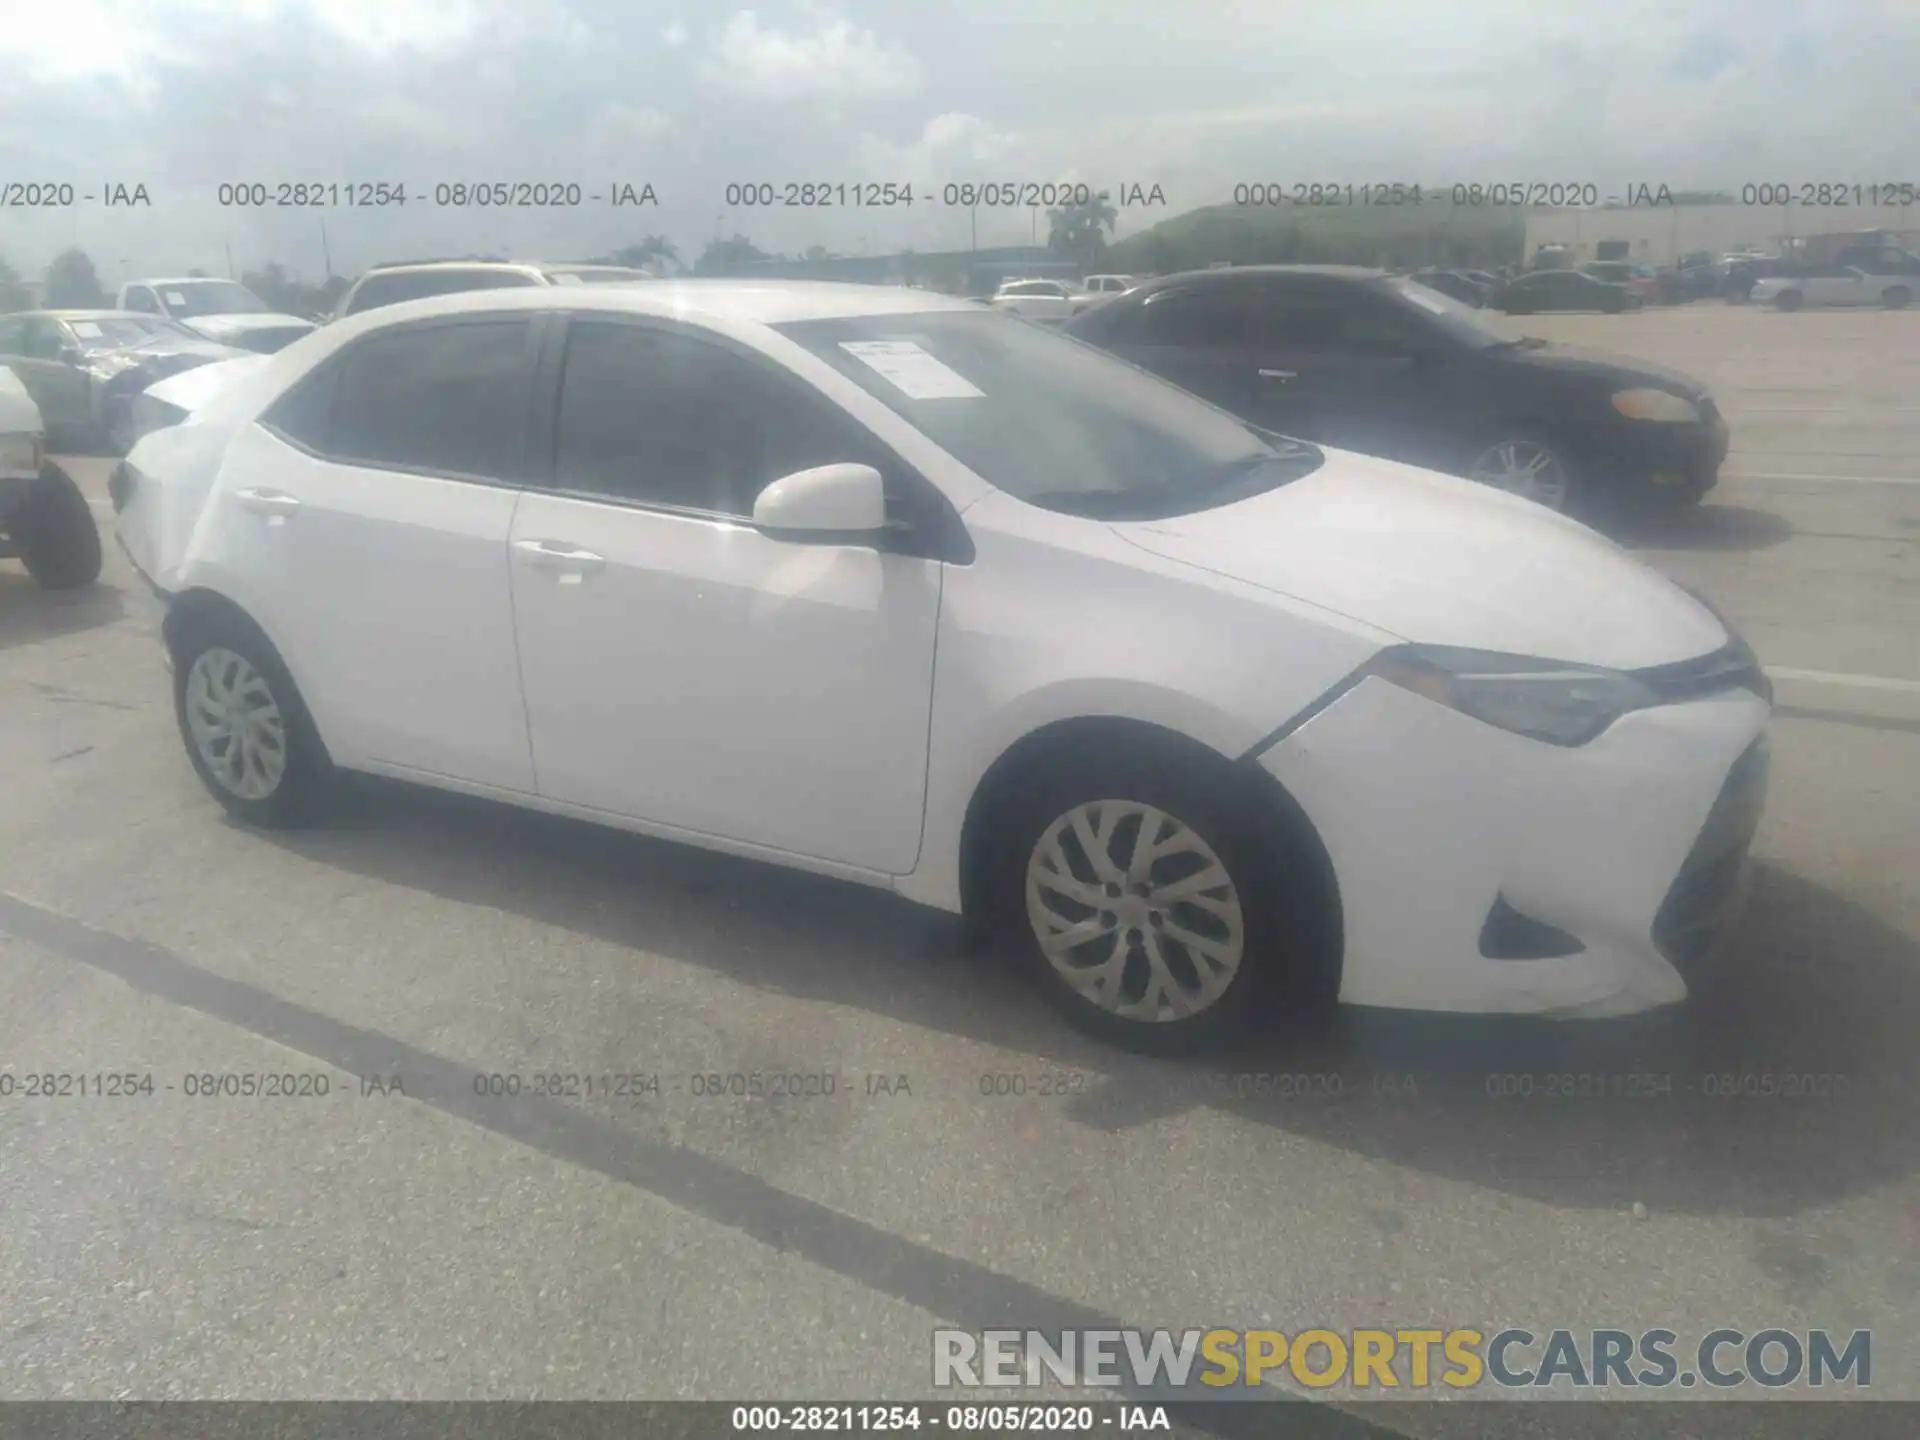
[114,282,1772,1053]
[1752,265,1914,310]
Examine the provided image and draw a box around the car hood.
[1492,340,1711,398]
[98,334,250,367]
[178,312,316,340]
[1109,451,1728,671]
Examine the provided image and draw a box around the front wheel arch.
[957,716,1343,1005]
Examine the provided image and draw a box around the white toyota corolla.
[115,282,1772,1053]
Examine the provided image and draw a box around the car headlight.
[1611,388,1700,423]
[1368,646,1661,746]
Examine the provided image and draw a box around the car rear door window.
[551,320,880,518]
[319,318,536,481]
[0,316,26,354]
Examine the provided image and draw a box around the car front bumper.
[1257,674,1771,1017]
[1582,406,1731,501]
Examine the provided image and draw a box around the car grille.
[1631,641,1772,705]
[1651,734,1770,976]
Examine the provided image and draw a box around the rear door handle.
[1257,369,1297,380]
[234,487,301,519]
[513,538,606,583]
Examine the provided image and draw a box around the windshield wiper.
[1489,336,1549,351]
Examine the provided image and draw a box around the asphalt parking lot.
[1,305,1916,1428]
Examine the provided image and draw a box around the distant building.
[1524,201,1920,267]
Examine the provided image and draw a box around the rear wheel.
[9,462,102,590]
[1774,289,1804,311]
[985,747,1324,1055]
[1882,285,1911,310]
[171,609,334,828]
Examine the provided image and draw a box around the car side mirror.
[752,462,888,542]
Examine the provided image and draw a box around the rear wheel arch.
[957,715,1343,1002]
[163,589,335,766]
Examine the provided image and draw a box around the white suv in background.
[116,278,316,354]
[332,260,659,319]
[1751,265,1915,311]
[1082,274,1138,296]
[987,279,1085,322]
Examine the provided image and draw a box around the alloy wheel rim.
[1468,440,1570,510]
[184,647,288,800]
[1025,800,1245,1023]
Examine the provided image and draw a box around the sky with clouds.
[1,0,1916,284]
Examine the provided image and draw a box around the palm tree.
[1046,192,1120,270]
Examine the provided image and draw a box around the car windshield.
[158,281,271,316]
[1379,276,1510,348]
[775,310,1321,519]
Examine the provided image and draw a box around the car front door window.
[507,315,944,869]
[553,321,882,518]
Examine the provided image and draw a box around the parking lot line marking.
[1769,667,1920,695]
[1724,471,1920,486]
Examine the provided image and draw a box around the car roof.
[39,309,156,321]
[332,279,980,327]
[124,277,238,286]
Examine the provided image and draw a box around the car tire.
[103,394,141,455]
[171,608,334,828]
[983,745,1321,1056]
[10,462,103,590]
[1774,290,1804,311]
[1461,430,1580,513]
[1882,286,1912,310]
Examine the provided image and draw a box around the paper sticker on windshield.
[838,340,983,399]
[1400,287,1449,315]
[70,321,103,338]
[164,291,187,305]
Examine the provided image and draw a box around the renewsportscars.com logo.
[932,1327,1871,1392]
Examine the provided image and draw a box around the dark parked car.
[1061,265,1730,515]
[0,310,250,453]
[1492,269,1639,314]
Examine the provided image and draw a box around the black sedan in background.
[0,311,249,452]
[1491,268,1640,314]
[1061,265,1730,516]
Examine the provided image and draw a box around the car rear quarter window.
[552,319,886,518]
[287,318,536,481]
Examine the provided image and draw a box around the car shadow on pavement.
[0,571,127,652]
[1615,503,1795,553]
[258,781,1919,1221]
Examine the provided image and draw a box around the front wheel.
[987,752,1320,1054]
[172,611,334,828]
[1463,433,1578,512]
[1882,286,1911,310]
[10,462,102,590]
[1774,290,1804,311]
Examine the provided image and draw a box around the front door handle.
[513,538,606,583]
[1257,369,1297,380]
[234,487,301,519]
